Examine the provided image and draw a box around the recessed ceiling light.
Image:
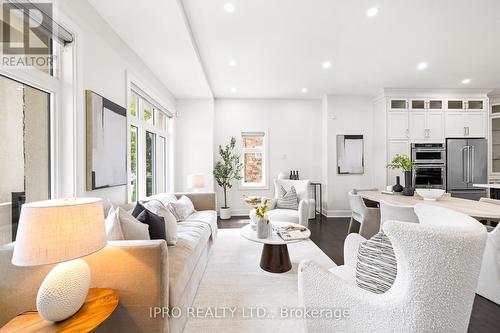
[224,2,235,13]
[417,62,428,71]
[322,61,332,69]
[228,59,237,67]
[230,87,237,93]
[301,88,308,93]
[366,7,379,17]
[461,78,471,84]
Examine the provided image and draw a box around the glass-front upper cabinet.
[447,99,465,110]
[428,99,443,110]
[491,114,500,173]
[467,99,485,111]
[410,99,444,111]
[410,99,426,110]
[389,99,408,111]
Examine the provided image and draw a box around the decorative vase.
[392,176,403,192]
[257,218,271,239]
[403,171,414,196]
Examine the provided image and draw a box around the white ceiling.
[183,0,500,98]
[88,0,212,99]
[90,0,500,99]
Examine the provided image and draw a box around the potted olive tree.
[214,137,243,219]
[386,154,415,196]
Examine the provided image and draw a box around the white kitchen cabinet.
[409,112,426,140]
[409,111,444,141]
[445,112,486,138]
[388,112,409,140]
[427,112,444,140]
[465,112,486,137]
[387,140,410,186]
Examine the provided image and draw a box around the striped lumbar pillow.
[355,231,397,294]
[276,185,299,210]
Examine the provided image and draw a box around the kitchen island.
[358,190,500,220]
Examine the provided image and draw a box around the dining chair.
[380,201,419,228]
[347,191,380,239]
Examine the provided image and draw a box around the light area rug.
[184,228,336,333]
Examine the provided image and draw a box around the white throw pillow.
[276,185,299,210]
[143,193,177,206]
[143,199,178,245]
[167,195,196,221]
[117,207,150,240]
[104,206,124,241]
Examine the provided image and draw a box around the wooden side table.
[0,288,119,333]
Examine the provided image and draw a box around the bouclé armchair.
[298,204,487,333]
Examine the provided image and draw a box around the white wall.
[214,99,322,215]
[56,0,177,208]
[323,95,375,216]
[175,99,215,192]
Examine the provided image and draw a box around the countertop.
[473,184,500,189]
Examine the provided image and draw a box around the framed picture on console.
[86,90,127,190]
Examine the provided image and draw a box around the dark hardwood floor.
[218,215,500,333]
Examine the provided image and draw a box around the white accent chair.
[251,179,312,227]
[298,204,487,333]
[477,197,500,305]
[348,191,380,239]
[380,200,419,228]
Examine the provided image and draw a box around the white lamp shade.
[187,174,205,189]
[12,198,106,267]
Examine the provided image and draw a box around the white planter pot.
[220,207,231,220]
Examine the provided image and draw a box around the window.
[128,88,171,201]
[0,75,51,245]
[241,131,267,188]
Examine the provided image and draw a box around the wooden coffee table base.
[260,244,292,273]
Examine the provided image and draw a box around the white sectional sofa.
[0,192,217,333]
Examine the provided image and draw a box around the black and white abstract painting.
[86,90,127,190]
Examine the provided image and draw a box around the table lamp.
[12,198,106,322]
[186,174,205,192]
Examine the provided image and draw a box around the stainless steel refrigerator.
[446,138,487,200]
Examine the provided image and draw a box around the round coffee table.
[240,221,311,273]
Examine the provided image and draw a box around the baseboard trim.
[217,208,352,219]
[217,208,250,217]
[322,209,351,218]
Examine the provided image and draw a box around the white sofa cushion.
[168,221,211,306]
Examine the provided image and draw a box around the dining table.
[358,190,500,221]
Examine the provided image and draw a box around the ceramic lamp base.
[36,258,91,322]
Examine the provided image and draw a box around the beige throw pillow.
[117,207,150,240]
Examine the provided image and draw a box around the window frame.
[240,129,269,190]
[128,88,170,202]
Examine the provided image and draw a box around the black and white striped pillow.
[276,185,299,210]
[355,231,397,294]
